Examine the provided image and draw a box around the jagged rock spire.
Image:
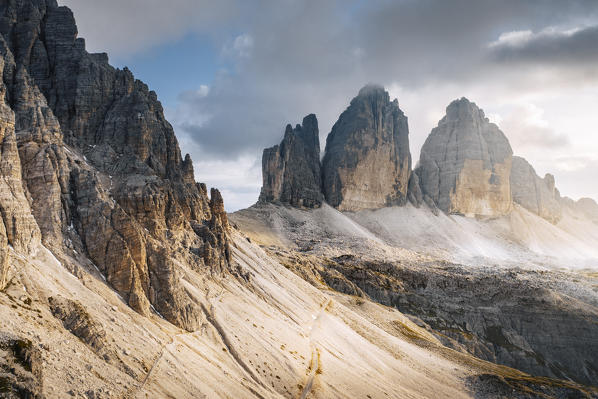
[322,84,411,211]
[259,114,323,208]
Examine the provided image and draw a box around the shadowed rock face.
[0,0,230,330]
[259,114,323,208]
[322,85,411,211]
[511,156,562,223]
[416,98,513,217]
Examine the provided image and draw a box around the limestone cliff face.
[0,0,230,330]
[416,98,513,217]
[510,156,562,223]
[259,114,323,208]
[0,56,41,289]
[322,85,411,211]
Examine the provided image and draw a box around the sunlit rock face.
[416,98,513,217]
[0,57,42,290]
[0,0,231,329]
[322,84,411,211]
[510,156,562,224]
[259,114,323,208]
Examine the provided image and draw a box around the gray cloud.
[59,0,241,56]
[489,25,598,66]
[166,0,598,161]
[499,103,571,151]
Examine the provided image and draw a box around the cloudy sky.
[61,0,598,211]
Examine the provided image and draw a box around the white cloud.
[193,156,262,212]
[224,33,254,59]
[488,23,598,66]
[498,102,570,151]
[488,30,533,48]
[58,0,239,57]
[196,85,210,97]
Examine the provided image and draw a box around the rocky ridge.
[259,85,412,211]
[0,0,231,330]
[260,90,588,225]
[258,89,598,229]
[510,156,562,224]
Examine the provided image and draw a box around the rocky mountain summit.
[258,93,591,227]
[259,114,323,208]
[322,84,411,211]
[0,0,230,330]
[259,84,412,211]
[414,98,513,217]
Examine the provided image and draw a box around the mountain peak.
[322,85,411,211]
[259,114,323,208]
[415,98,512,217]
[0,0,231,330]
[445,97,486,121]
[357,83,386,96]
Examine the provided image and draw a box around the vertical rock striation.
[259,114,323,208]
[415,98,513,217]
[322,85,411,211]
[510,156,562,223]
[0,54,41,289]
[0,0,231,330]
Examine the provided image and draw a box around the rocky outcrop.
[416,98,513,217]
[0,332,43,398]
[48,296,112,356]
[510,156,562,223]
[0,0,231,330]
[259,114,323,208]
[407,171,424,208]
[0,54,41,290]
[322,85,411,211]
